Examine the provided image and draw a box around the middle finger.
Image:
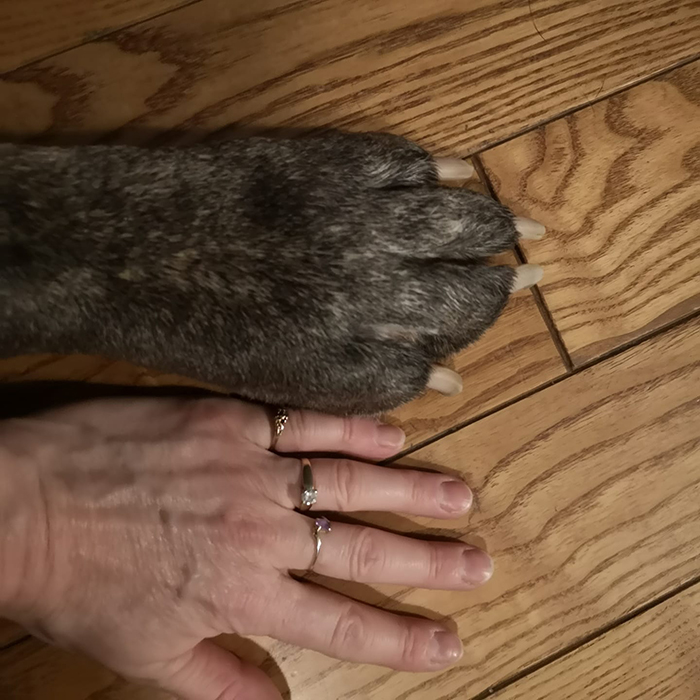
[270,457,473,519]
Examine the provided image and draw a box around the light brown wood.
[2,313,697,700]
[0,0,193,73]
[490,583,700,700]
[387,289,565,448]
[0,354,215,391]
[482,60,700,364]
[266,316,700,700]
[0,1,698,152]
[0,1,699,695]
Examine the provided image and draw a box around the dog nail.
[512,264,544,292]
[427,366,463,396]
[514,217,546,240]
[435,157,475,181]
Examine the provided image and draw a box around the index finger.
[249,407,406,459]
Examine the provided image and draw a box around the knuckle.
[406,471,426,508]
[216,684,246,700]
[329,603,367,655]
[427,543,448,582]
[225,514,276,553]
[399,623,431,668]
[333,459,360,511]
[227,582,270,636]
[288,409,312,447]
[349,529,386,581]
[186,398,234,433]
[340,416,359,446]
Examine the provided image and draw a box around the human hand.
[0,397,491,699]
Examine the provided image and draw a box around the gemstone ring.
[309,516,331,571]
[300,458,317,511]
[270,408,289,450]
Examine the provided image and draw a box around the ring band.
[300,458,318,510]
[271,408,289,450]
[309,516,331,571]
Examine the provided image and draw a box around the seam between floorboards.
[468,53,700,157]
[470,574,700,700]
[473,153,575,372]
[0,0,203,76]
[0,632,32,653]
[0,6,697,669]
[1,318,698,661]
[394,306,700,460]
[1,14,697,151]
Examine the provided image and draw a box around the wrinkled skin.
[0,397,491,700]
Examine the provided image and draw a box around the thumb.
[156,640,282,700]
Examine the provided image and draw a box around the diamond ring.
[300,458,317,510]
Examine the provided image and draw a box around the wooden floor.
[1,1,699,698]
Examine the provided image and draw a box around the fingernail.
[462,548,494,586]
[428,630,463,667]
[376,424,406,449]
[439,480,473,513]
[514,216,546,240]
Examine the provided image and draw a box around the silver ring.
[300,458,318,510]
[271,408,289,450]
[309,516,331,571]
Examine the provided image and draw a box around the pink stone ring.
[309,516,332,571]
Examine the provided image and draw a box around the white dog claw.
[427,366,463,396]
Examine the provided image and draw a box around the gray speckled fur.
[0,131,520,414]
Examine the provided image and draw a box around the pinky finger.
[266,578,463,672]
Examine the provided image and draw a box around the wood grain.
[0,0,194,73]
[270,316,700,700]
[482,60,700,364]
[0,1,697,153]
[0,620,25,650]
[1,313,697,699]
[387,289,565,449]
[491,583,700,700]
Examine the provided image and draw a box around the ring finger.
[286,516,493,589]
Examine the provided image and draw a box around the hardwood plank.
[0,620,25,650]
[1,313,697,699]
[481,60,700,364]
[0,1,697,152]
[0,0,194,73]
[0,638,119,700]
[270,316,700,699]
[387,289,565,449]
[491,583,700,700]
